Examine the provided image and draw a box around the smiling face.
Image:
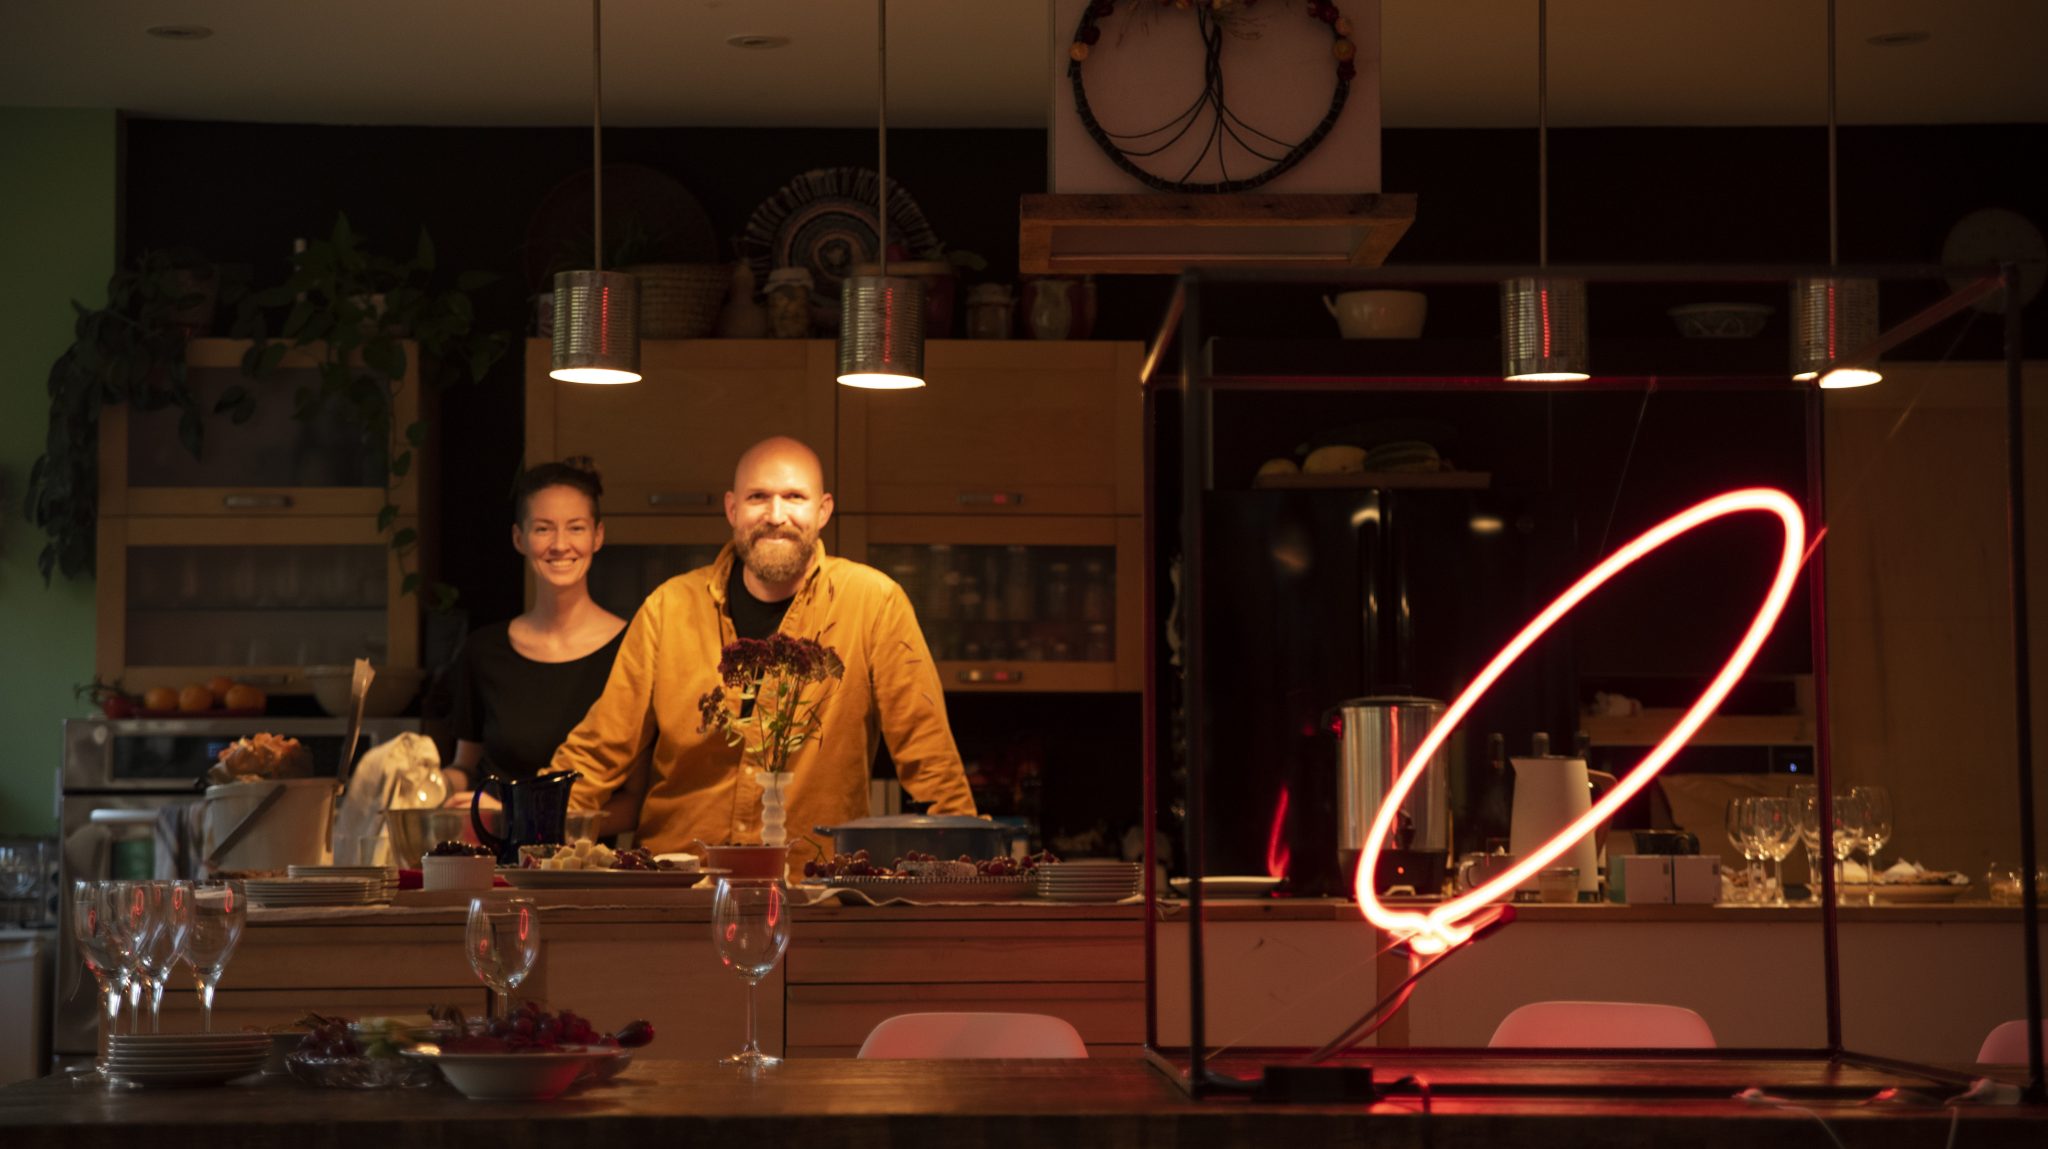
[514,484,605,592]
[725,437,833,589]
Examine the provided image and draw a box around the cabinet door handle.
[956,491,1024,507]
[647,492,714,507]
[221,494,294,510]
[957,668,1025,685]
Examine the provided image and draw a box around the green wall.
[0,109,117,834]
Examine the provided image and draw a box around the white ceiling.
[1,0,2043,129]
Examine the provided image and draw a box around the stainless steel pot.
[1332,696,1451,874]
[812,815,1007,862]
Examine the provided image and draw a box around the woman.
[444,458,629,793]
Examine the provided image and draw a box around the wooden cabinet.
[581,516,838,619]
[524,337,1144,691]
[95,514,419,696]
[526,338,839,515]
[838,515,1143,692]
[836,340,1144,515]
[100,339,419,518]
[96,339,423,694]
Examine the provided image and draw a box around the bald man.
[554,436,977,868]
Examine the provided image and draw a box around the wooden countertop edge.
[241,897,2040,929]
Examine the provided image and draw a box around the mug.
[1323,290,1427,339]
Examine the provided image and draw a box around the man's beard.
[736,524,814,585]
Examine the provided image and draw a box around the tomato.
[101,695,136,719]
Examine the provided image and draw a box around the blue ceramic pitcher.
[471,769,579,866]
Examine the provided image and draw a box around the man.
[554,435,977,863]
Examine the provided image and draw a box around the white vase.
[756,768,790,848]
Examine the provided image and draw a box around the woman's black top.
[449,622,625,780]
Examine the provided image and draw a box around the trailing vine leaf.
[234,214,511,601]
[24,249,226,584]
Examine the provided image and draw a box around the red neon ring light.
[1354,487,1807,954]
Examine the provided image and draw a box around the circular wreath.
[1068,0,1356,194]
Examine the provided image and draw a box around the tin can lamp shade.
[836,275,927,389]
[1791,275,1882,389]
[1501,276,1589,382]
[550,270,642,384]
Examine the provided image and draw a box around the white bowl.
[421,855,495,891]
[406,1046,603,1100]
[1667,302,1773,339]
[301,665,425,718]
[1325,290,1427,339]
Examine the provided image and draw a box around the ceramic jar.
[965,284,1014,340]
[765,267,815,339]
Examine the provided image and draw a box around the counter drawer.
[786,920,1144,984]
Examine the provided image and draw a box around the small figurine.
[715,263,770,339]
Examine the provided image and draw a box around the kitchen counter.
[159,894,2042,1066]
[6,1056,2047,1149]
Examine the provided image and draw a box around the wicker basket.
[622,263,730,338]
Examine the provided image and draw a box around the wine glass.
[1723,798,1761,903]
[106,881,154,1034]
[711,877,791,1069]
[181,880,246,1032]
[1788,783,1819,898]
[466,894,540,1020]
[69,881,127,1082]
[1850,785,1894,906]
[135,881,194,1033]
[1831,792,1868,900]
[1755,797,1798,906]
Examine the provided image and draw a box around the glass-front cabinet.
[96,515,419,696]
[577,518,840,620]
[99,339,418,517]
[838,515,1142,693]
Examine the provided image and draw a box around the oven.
[53,716,418,1059]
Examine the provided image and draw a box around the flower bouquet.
[697,634,845,847]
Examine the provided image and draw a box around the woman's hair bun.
[560,455,603,486]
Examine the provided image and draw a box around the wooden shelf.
[1251,470,1490,490]
[1018,193,1415,276]
[1581,711,1812,747]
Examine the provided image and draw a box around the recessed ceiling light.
[1866,30,1930,48]
[146,25,213,41]
[726,34,791,50]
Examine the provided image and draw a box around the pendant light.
[551,0,641,385]
[836,0,926,390]
[1502,0,1588,383]
[1791,0,1880,389]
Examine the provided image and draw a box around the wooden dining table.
[3,1054,2045,1149]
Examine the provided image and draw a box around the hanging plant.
[23,249,235,584]
[229,214,511,609]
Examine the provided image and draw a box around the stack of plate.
[245,877,384,907]
[106,1032,269,1087]
[1035,860,1142,903]
[288,865,398,900]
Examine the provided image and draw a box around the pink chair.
[856,1012,1090,1059]
[1977,1020,2048,1063]
[1488,1001,1717,1049]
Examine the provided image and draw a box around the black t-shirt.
[726,562,796,639]
[449,622,626,780]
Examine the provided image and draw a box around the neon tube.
[1353,488,1807,953]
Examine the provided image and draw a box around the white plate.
[1167,876,1282,897]
[1840,883,1969,904]
[805,875,1034,902]
[498,866,715,889]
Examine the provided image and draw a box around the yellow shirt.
[553,541,977,864]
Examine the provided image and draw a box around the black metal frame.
[1137,262,2042,1101]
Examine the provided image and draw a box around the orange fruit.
[223,683,267,711]
[143,686,179,712]
[178,684,214,712]
[205,675,236,703]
